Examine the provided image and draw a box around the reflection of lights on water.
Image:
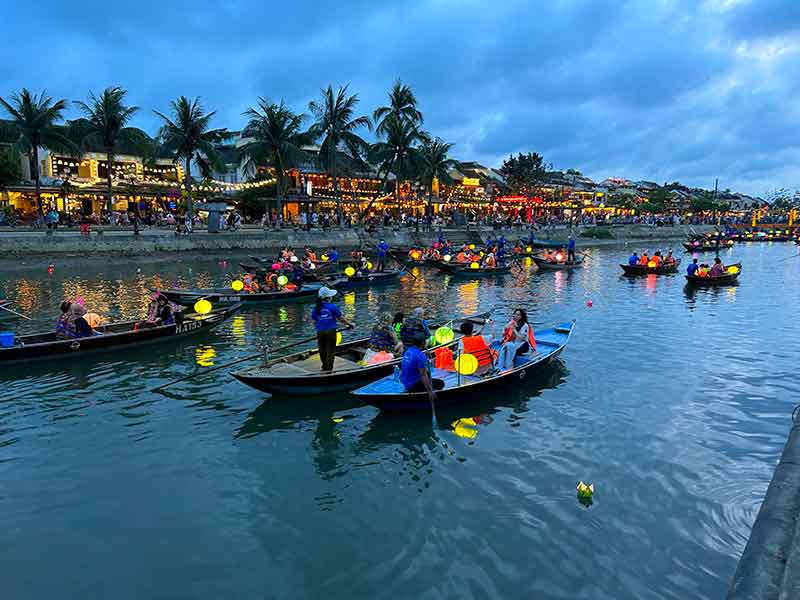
[279,307,289,323]
[726,287,737,299]
[195,346,217,367]
[231,315,247,341]
[455,281,480,316]
[344,292,356,305]
[451,417,478,439]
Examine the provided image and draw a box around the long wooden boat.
[685,263,742,285]
[532,256,584,270]
[157,284,322,306]
[0,304,241,365]
[351,321,575,410]
[324,270,402,289]
[620,259,681,276]
[682,241,734,252]
[231,312,491,394]
[238,262,335,282]
[449,265,512,277]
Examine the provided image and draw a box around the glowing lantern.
[231,280,244,291]
[469,244,475,250]
[336,331,343,345]
[277,275,288,286]
[555,252,564,262]
[443,254,452,262]
[344,266,356,277]
[647,261,656,268]
[727,265,740,274]
[454,353,478,375]
[84,312,103,328]
[526,246,532,252]
[321,254,329,262]
[470,262,480,269]
[576,481,594,499]
[434,326,454,345]
[193,299,212,315]
[366,261,373,270]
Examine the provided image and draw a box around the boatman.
[628,252,639,266]
[687,258,699,277]
[567,235,576,262]
[376,239,389,272]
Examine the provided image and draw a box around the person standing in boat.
[687,258,699,277]
[312,287,352,372]
[496,309,535,371]
[567,235,576,262]
[376,239,389,272]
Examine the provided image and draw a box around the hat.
[318,286,337,299]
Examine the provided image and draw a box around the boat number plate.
[175,320,203,334]
[218,296,240,302]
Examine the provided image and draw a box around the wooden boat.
[0,304,241,365]
[620,259,681,276]
[351,321,575,410]
[682,240,734,252]
[324,270,402,289]
[685,263,741,285]
[157,283,322,306]
[231,313,491,394]
[449,264,512,277]
[532,256,584,270]
[238,262,335,282]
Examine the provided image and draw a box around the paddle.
[388,248,420,280]
[149,324,354,393]
[0,303,32,320]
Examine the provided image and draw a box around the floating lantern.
[277,275,288,286]
[586,299,593,308]
[434,326,454,345]
[443,254,452,262]
[194,299,212,315]
[555,252,564,262]
[470,262,480,269]
[451,418,478,439]
[231,279,244,291]
[344,266,356,277]
[454,353,478,375]
[577,481,594,499]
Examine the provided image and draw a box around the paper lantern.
[366,261,373,270]
[321,254,329,262]
[577,481,594,498]
[434,326,454,345]
[309,263,316,270]
[336,331,343,345]
[290,256,298,262]
[344,266,356,277]
[647,261,656,268]
[277,275,288,286]
[194,299,212,315]
[454,353,478,375]
[555,252,564,262]
[443,254,452,262]
[727,265,740,274]
[470,262,480,269]
[84,312,103,328]
[231,280,244,291]
[526,246,532,252]
[469,244,475,250]
[451,418,478,439]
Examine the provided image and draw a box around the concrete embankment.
[728,415,800,599]
[0,224,715,259]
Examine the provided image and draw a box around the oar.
[150,325,354,393]
[0,303,32,320]
[388,249,420,280]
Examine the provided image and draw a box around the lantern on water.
[434,326,454,345]
[443,254,452,262]
[231,279,244,291]
[336,331,343,345]
[647,261,656,268]
[277,275,288,286]
[344,266,356,277]
[727,265,740,274]
[526,246,532,253]
[454,353,478,375]
[470,262,480,269]
[194,299,212,315]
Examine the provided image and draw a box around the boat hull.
[532,257,584,270]
[158,286,321,306]
[620,259,681,276]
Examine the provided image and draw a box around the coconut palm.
[73,86,144,215]
[307,84,371,222]
[240,98,308,219]
[372,79,423,137]
[154,96,229,225]
[0,89,77,216]
[417,136,458,209]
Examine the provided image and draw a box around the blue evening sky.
[2,0,799,195]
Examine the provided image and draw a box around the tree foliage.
[0,149,22,188]
[499,152,546,192]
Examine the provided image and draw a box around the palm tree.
[417,136,458,211]
[74,86,143,215]
[307,84,371,222]
[154,96,229,226]
[0,89,76,216]
[240,98,308,220]
[372,79,423,137]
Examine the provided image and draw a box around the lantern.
[231,280,244,291]
[470,262,480,269]
[647,261,656,268]
[344,266,356,277]
[443,254,452,262]
[194,299,212,315]
[454,353,478,375]
[434,326,454,345]
[366,261,373,270]
[277,275,288,286]
[336,331,343,345]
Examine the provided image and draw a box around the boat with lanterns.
[231,313,491,394]
[325,269,403,289]
[682,239,735,252]
[156,283,323,307]
[620,258,682,276]
[685,263,742,285]
[532,255,585,270]
[449,264,513,277]
[351,321,575,410]
[0,303,241,365]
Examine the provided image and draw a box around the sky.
[2,0,799,196]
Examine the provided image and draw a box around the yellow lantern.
[366,261,373,270]
[277,275,288,286]
[470,262,480,269]
[434,326,454,345]
[454,353,478,375]
[193,299,212,315]
[336,331,343,345]
[321,254,329,262]
[451,418,478,439]
[344,266,356,277]
[526,246,532,253]
[231,279,244,291]
[647,261,656,268]
[727,265,740,274]
[469,244,476,250]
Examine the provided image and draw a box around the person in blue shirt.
[686,258,699,277]
[311,287,352,372]
[628,252,639,266]
[376,239,389,272]
[400,333,444,399]
[327,247,339,263]
[567,236,576,262]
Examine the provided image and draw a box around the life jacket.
[434,347,455,370]
[368,326,396,352]
[456,252,467,262]
[651,255,662,266]
[502,323,536,351]
[308,252,317,262]
[461,335,496,366]
[639,255,649,266]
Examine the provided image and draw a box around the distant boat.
[532,256,584,270]
[685,263,742,285]
[620,259,681,276]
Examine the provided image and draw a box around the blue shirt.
[568,238,575,250]
[311,302,341,331]
[400,346,428,390]
[328,250,338,262]
[377,242,389,257]
[687,263,699,276]
[628,255,639,266]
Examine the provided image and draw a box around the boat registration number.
[175,320,203,334]
[217,296,241,302]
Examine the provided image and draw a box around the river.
[1,241,798,599]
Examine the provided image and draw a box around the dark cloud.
[1,0,798,194]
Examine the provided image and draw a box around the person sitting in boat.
[687,258,699,277]
[628,252,639,266]
[400,332,444,399]
[456,321,496,376]
[455,249,468,263]
[364,313,402,365]
[55,300,73,339]
[400,307,431,348]
[357,256,370,275]
[512,242,523,255]
[697,264,710,277]
[664,250,676,265]
[710,257,725,277]
[496,308,536,371]
[66,303,96,338]
[483,252,497,268]
[153,294,176,325]
[306,248,317,263]
[651,251,662,267]
[242,274,260,293]
[639,252,650,266]
[327,247,339,263]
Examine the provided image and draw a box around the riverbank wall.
[728,416,800,599]
[0,224,715,262]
